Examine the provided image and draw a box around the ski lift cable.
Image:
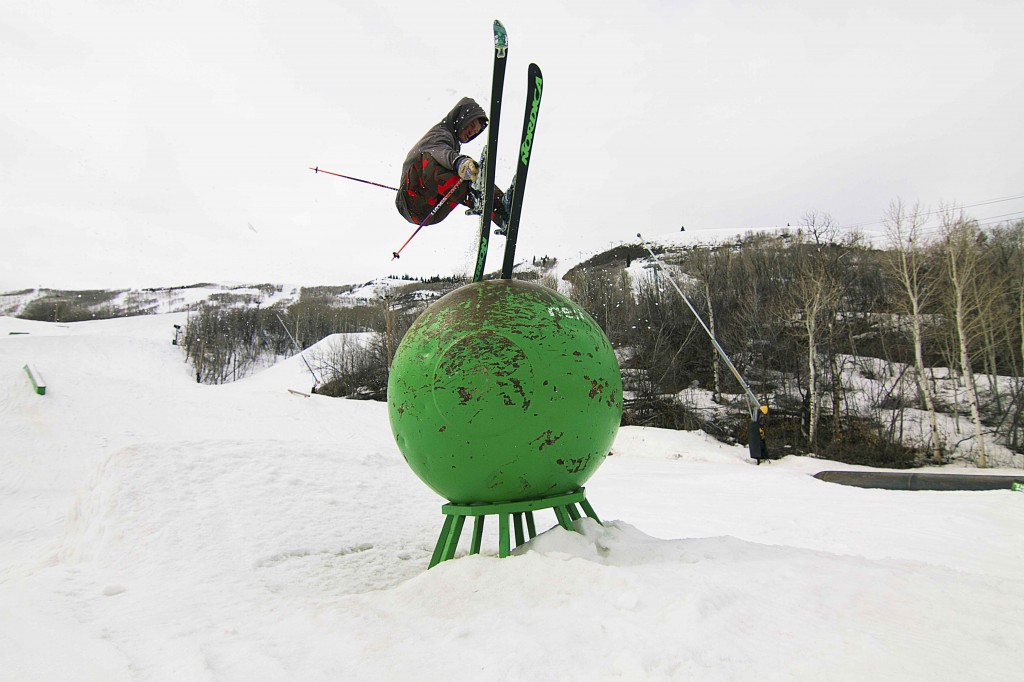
[275,312,319,387]
[636,233,764,421]
[836,192,1024,231]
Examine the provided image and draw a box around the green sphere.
[388,280,622,504]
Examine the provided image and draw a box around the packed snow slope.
[1,314,1023,681]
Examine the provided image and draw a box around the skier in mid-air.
[395,97,510,230]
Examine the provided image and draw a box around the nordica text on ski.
[520,76,543,165]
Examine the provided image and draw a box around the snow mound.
[330,518,1021,680]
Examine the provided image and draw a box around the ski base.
[473,19,508,283]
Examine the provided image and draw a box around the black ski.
[501,63,543,279]
[472,20,508,283]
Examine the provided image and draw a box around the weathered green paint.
[388,280,622,504]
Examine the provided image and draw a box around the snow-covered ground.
[2,314,1022,681]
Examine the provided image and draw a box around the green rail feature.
[23,363,46,395]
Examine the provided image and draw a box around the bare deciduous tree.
[789,212,842,451]
[939,209,988,466]
[884,198,944,461]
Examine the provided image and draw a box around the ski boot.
[494,177,515,236]
[464,147,490,216]
[465,181,514,235]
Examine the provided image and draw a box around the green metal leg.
[442,515,467,563]
[513,512,525,547]
[554,506,573,531]
[430,515,457,568]
[471,516,485,554]
[566,503,581,522]
[526,511,537,538]
[499,513,511,557]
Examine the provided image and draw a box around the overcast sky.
[2,0,1022,291]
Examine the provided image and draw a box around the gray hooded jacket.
[400,97,487,172]
[395,98,487,221]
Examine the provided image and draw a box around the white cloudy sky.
[2,0,1022,290]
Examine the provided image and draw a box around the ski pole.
[391,182,464,260]
[310,166,398,192]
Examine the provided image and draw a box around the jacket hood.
[444,97,488,142]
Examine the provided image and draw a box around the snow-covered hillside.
[0,226,854,321]
[0,284,298,319]
[2,313,1023,681]
[0,276,452,320]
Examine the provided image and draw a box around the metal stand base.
[428,488,600,568]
